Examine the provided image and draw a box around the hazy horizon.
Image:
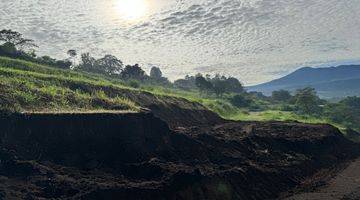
[1,0,360,85]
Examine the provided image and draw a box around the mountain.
[248,65,360,99]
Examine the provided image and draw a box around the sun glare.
[116,0,149,21]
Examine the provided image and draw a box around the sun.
[115,0,149,21]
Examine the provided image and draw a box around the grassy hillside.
[0,56,241,116]
[0,56,357,136]
[0,56,220,117]
[0,57,139,112]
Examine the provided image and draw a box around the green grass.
[0,56,219,113]
[225,109,349,133]
[0,56,357,137]
[139,84,345,129]
[0,57,140,112]
[0,56,247,119]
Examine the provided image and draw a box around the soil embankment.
[78,86,225,128]
[0,109,359,200]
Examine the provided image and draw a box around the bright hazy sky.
[1,0,360,85]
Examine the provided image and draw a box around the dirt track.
[284,158,360,200]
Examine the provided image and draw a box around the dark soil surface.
[283,158,360,200]
[0,110,359,200]
[95,87,225,128]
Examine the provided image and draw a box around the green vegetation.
[0,57,139,112]
[0,29,359,135]
[229,110,328,124]
[0,29,71,69]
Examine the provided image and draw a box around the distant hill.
[248,65,360,99]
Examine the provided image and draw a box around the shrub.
[294,87,321,115]
[229,94,252,108]
[279,104,295,111]
[128,80,140,88]
[271,90,292,102]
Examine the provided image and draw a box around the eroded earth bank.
[0,98,359,200]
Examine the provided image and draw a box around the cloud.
[1,0,360,85]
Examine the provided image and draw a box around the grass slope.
[0,57,139,112]
[0,56,351,134]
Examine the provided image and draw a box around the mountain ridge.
[248,64,360,98]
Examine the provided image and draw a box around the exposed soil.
[283,158,360,200]
[0,110,359,200]
[65,84,225,128]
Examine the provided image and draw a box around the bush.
[0,42,17,55]
[324,97,360,131]
[128,80,140,88]
[229,94,252,108]
[294,87,321,115]
[271,90,292,102]
[279,104,295,111]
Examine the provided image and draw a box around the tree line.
[0,29,170,85]
[0,29,244,94]
[173,73,244,96]
[1,29,359,131]
[0,29,72,68]
[269,88,360,131]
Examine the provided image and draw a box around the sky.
[1,0,360,85]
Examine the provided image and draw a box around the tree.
[174,75,196,90]
[341,96,360,109]
[96,54,123,75]
[195,74,213,93]
[39,55,56,64]
[0,42,17,56]
[150,66,163,79]
[229,94,252,108]
[77,53,124,76]
[224,77,244,93]
[149,66,170,85]
[55,60,72,69]
[121,64,146,80]
[248,91,268,100]
[0,29,37,50]
[78,53,97,72]
[324,96,360,131]
[272,90,292,102]
[212,79,227,96]
[211,74,228,97]
[294,87,320,114]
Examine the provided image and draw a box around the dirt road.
[284,158,360,200]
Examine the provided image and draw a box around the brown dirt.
[0,111,359,200]
[64,83,225,128]
[282,158,360,200]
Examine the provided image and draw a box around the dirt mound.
[75,85,224,128]
[0,112,359,200]
[120,90,225,128]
